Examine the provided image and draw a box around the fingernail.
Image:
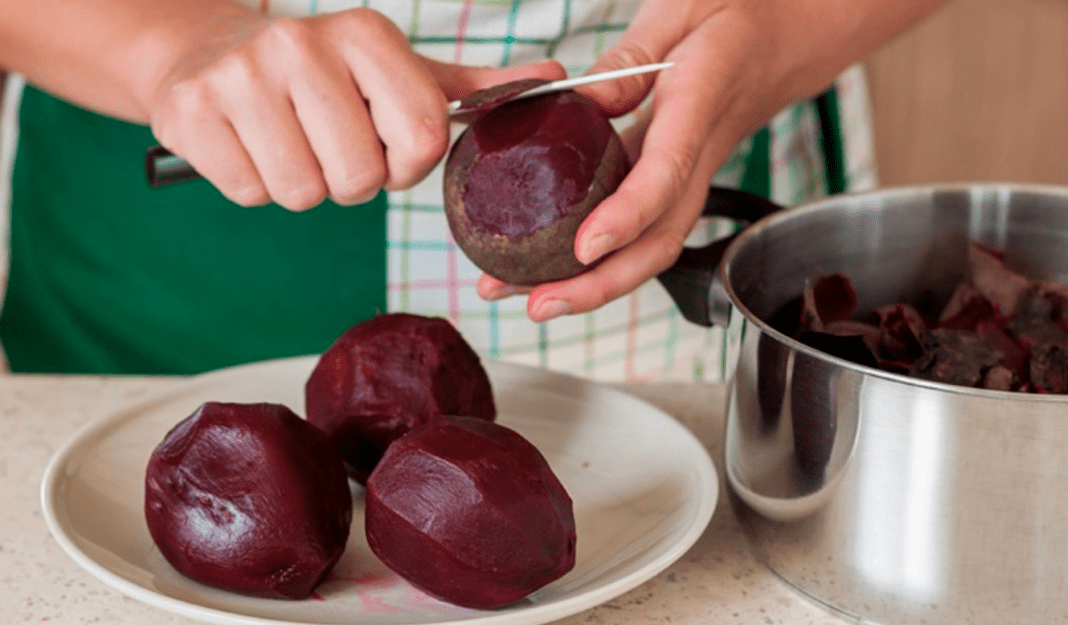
[580,233,615,264]
[533,299,571,322]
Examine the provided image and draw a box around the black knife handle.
[145,146,202,187]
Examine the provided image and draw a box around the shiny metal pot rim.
[714,181,1068,404]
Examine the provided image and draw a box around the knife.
[448,61,673,115]
[145,61,673,188]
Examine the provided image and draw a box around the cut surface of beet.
[462,92,611,237]
[443,90,630,285]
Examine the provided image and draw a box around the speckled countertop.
[0,373,853,625]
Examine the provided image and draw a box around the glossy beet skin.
[144,402,352,600]
[305,313,496,483]
[453,77,550,115]
[444,90,630,285]
[365,415,576,610]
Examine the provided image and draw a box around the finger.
[577,2,698,115]
[571,83,707,265]
[574,30,743,266]
[151,85,270,207]
[527,140,722,322]
[285,34,386,205]
[163,120,271,207]
[616,100,654,162]
[477,275,532,301]
[330,10,452,191]
[424,57,567,103]
[215,49,328,211]
[526,226,683,323]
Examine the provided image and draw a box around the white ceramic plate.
[41,356,718,625]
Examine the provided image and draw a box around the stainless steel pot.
[657,183,1068,625]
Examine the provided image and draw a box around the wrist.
[125,1,262,122]
[761,0,948,108]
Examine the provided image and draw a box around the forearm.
[762,0,949,115]
[0,0,260,122]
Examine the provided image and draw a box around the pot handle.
[657,187,784,327]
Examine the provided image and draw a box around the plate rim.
[40,355,719,625]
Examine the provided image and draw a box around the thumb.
[422,58,567,103]
[578,9,679,116]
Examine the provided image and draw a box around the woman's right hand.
[147,8,564,211]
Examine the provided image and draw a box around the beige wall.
[865,0,1068,187]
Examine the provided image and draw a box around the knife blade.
[448,61,673,115]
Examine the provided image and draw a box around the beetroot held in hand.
[444,89,630,285]
[305,313,496,483]
[365,415,576,610]
[144,402,352,600]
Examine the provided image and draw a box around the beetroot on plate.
[365,415,576,610]
[443,90,630,285]
[305,313,496,483]
[144,402,352,600]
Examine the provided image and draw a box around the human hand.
[477,0,946,322]
[476,0,777,321]
[147,8,565,211]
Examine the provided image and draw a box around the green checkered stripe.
[252,0,877,382]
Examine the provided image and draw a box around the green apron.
[0,86,387,375]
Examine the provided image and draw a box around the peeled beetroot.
[365,415,576,609]
[444,89,630,285]
[305,313,496,483]
[144,402,352,599]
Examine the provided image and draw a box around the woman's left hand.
[476,0,778,322]
[477,0,948,323]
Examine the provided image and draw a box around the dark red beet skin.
[365,415,576,610]
[144,402,352,600]
[305,313,496,483]
[454,77,551,115]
